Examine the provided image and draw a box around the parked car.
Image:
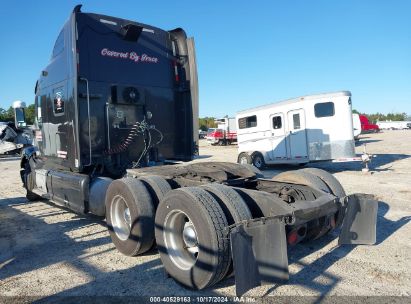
[198,130,207,139]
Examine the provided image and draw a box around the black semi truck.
[20,5,378,295]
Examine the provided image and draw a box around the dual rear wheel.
[105,176,253,289]
[105,167,345,289]
[155,185,252,288]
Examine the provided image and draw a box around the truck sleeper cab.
[31,5,198,177]
[21,6,377,296]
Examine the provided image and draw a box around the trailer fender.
[20,146,39,187]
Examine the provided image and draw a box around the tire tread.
[139,175,172,207]
[180,187,231,287]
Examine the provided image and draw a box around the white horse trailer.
[236,91,357,169]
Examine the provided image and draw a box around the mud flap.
[230,217,288,296]
[338,194,378,245]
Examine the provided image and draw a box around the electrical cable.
[104,117,164,169]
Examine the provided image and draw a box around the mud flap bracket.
[230,217,288,296]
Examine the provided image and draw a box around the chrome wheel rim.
[240,156,248,164]
[111,195,131,241]
[163,210,199,270]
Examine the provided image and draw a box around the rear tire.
[105,178,155,256]
[202,184,252,225]
[272,170,333,240]
[202,184,252,276]
[300,168,345,197]
[301,168,346,229]
[138,175,172,208]
[272,170,330,193]
[155,187,230,289]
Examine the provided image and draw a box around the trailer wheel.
[138,175,172,208]
[105,178,155,256]
[237,152,251,165]
[251,152,266,170]
[300,168,346,197]
[272,170,330,193]
[155,187,230,289]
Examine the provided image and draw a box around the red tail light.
[287,230,298,245]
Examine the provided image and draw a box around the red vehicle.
[206,128,237,145]
[360,114,380,133]
[206,117,237,145]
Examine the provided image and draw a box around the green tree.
[0,106,14,122]
[355,111,407,123]
[25,104,35,125]
[0,104,35,124]
[199,117,217,131]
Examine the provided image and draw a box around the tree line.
[0,104,35,125]
[199,117,217,131]
[352,110,409,123]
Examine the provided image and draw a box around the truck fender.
[20,146,38,184]
[20,145,38,168]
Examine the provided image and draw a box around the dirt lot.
[0,130,410,300]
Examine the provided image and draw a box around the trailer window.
[272,116,282,129]
[52,30,64,58]
[314,102,335,118]
[238,115,257,129]
[293,114,301,129]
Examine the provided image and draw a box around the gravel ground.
[0,130,410,300]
